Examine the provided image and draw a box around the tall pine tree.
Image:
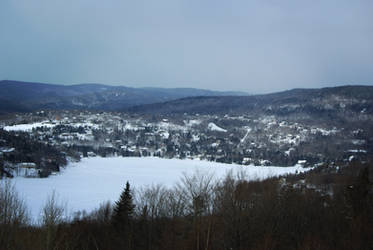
[112,181,135,229]
[112,181,135,249]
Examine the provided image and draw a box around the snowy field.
[9,157,308,222]
[3,122,57,131]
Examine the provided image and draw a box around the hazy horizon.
[1,1,372,93]
[2,78,373,95]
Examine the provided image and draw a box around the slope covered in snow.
[208,122,227,132]
[3,122,56,131]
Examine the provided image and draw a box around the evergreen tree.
[112,181,135,249]
[112,181,135,229]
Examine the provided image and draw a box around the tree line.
[0,161,372,250]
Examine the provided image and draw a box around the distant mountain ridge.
[127,85,373,121]
[0,80,247,114]
[1,80,372,120]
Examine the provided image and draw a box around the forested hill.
[127,85,373,118]
[1,81,372,120]
[0,80,246,114]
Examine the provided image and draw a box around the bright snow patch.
[160,131,170,139]
[9,157,309,221]
[347,149,367,153]
[184,119,202,127]
[284,148,295,156]
[208,122,227,132]
[240,127,252,143]
[351,139,365,145]
[3,121,99,132]
[3,122,56,131]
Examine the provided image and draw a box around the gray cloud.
[1,0,372,93]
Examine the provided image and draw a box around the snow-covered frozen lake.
[9,157,308,222]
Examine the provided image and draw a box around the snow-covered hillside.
[3,122,56,131]
[10,157,308,222]
[208,122,227,132]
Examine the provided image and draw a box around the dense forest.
[0,161,372,250]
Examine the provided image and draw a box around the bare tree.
[40,190,66,227]
[177,170,216,215]
[40,190,67,250]
[0,180,29,226]
[89,201,112,224]
[163,187,186,218]
[136,184,168,219]
[0,180,30,249]
[176,170,216,250]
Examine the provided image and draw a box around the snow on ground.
[157,121,186,131]
[68,122,100,129]
[160,131,170,139]
[184,119,202,127]
[351,139,365,145]
[284,147,295,156]
[123,122,139,131]
[310,127,339,136]
[347,149,367,153]
[9,157,309,222]
[3,121,99,132]
[3,122,56,131]
[208,122,227,132]
[240,127,252,144]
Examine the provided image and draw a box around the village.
[0,110,369,178]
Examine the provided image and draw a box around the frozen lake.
[9,157,308,222]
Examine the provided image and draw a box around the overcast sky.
[1,0,372,93]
